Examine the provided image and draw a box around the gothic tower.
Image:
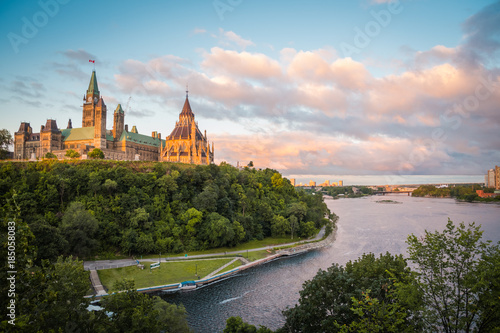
[94,96,107,149]
[82,70,100,127]
[161,91,214,165]
[113,104,125,140]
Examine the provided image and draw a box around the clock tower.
[82,70,101,127]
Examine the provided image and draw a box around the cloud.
[104,3,500,176]
[217,28,255,50]
[201,47,282,80]
[461,1,500,63]
[126,109,155,118]
[59,49,97,63]
[193,28,206,34]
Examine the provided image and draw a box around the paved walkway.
[89,270,107,296]
[203,258,240,279]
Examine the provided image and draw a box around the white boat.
[179,281,197,290]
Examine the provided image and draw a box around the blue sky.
[1,0,499,179]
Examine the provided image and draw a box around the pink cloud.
[201,47,282,80]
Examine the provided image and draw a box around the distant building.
[485,167,499,189]
[309,180,316,187]
[476,190,499,198]
[290,178,296,186]
[339,180,343,186]
[496,166,500,190]
[14,70,214,164]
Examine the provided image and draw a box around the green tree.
[15,256,99,332]
[405,219,498,332]
[281,252,412,333]
[101,280,191,333]
[300,221,316,238]
[44,151,57,159]
[224,316,273,333]
[338,289,411,333]
[65,149,81,158]
[88,148,105,159]
[0,129,13,159]
[271,215,290,237]
[182,207,203,238]
[206,212,235,247]
[61,201,99,257]
[289,215,299,240]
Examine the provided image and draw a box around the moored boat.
[179,280,197,290]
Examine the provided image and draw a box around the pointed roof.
[180,95,194,119]
[115,104,124,114]
[87,70,99,95]
[96,97,106,107]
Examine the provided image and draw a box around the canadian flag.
[89,60,95,63]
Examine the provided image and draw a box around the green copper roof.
[115,104,124,114]
[61,127,94,141]
[119,130,165,147]
[60,127,113,142]
[87,71,99,95]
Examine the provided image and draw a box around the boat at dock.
[179,281,197,290]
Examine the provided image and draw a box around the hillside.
[0,160,330,261]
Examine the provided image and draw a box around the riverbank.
[85,219,338,298]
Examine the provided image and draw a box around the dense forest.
[412,184,499,202]
[0,160,331,261]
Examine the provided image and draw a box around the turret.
[113,104,125,140]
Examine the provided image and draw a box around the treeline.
[0,160,330,260]
[412,184,499,202]
[322,186,374,198]
[0,216,191,332]
[224,220,500,333]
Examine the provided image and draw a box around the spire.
[87,70,99,95]
[115,104,124,114]
[180,93,194,119]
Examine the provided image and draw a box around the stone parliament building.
[14,70,214,164]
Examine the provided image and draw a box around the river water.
[160,195,500,332]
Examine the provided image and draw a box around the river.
[160,195,500,332]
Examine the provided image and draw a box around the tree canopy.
[0,129,13,159]
[0,160,330,260]
[88,148,105,159]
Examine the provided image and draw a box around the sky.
[1,0,499,181]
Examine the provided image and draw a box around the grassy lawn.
[247,250,272,261]
[98,258,233,292]
[219,260,242,274]
[139,236,302,259]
